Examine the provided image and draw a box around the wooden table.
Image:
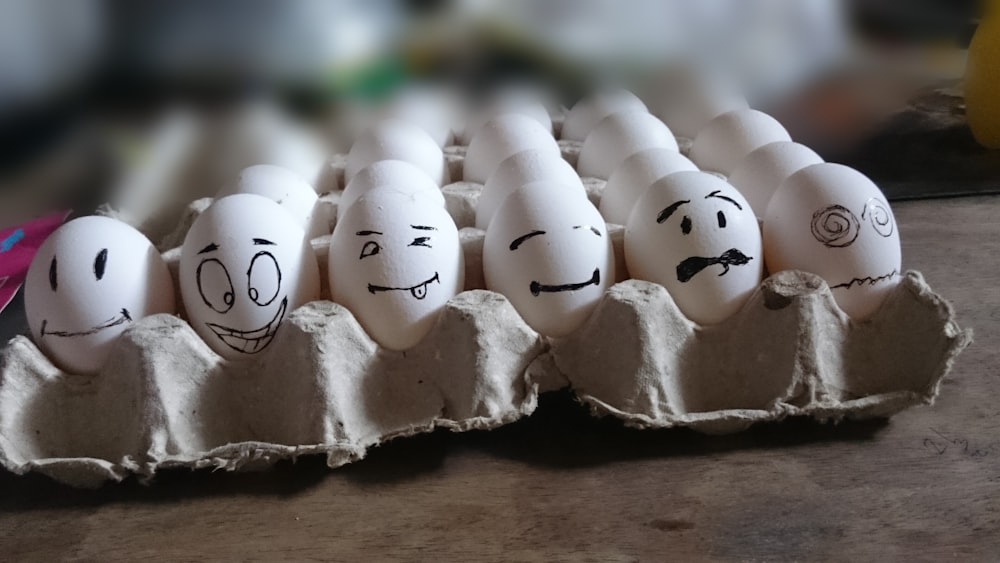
[0,195,998,561]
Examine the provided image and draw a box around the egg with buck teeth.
[484,182,614,337]
[24,216,175,374]
[625,171,763,325]
[763,163,901,319]
[180,194,320,360]
[328,189,464,351]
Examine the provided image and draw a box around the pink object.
[0,210,72,315]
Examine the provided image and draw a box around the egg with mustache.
[625,171,763,324]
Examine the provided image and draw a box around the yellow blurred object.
[966,8,1000,148]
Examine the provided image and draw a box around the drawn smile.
[676,248,753,283]
[530,268,600,296]
[368,272,440,300]
[40,308,132,338]
[206,296,287,354]
[830,269,899,290]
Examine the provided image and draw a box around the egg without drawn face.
[690,108,791,176]
[625,171,763,325]
[476,149,584,230]
[599,147,698,225]
[345,119,449,186]
[24,216,175,374]
[329,189,464,351]
[180,194,320,360]
[218,164,325,239]
[561,89,648,142]
[463,113,560,185]
[727,141,823,218]
[763,163,901,319]
[338,159,445,222]
[577,110,679,180]
[484,182,614,337]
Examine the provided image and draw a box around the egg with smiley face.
[329,189,464,351]
[180,194,320,360]
[625,171,763,325]
[763,163,901,319]
[24,216,175,374]
[484,182,614,337]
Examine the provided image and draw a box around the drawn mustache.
[676,248,753,283]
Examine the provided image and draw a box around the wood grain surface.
[1,195,999,561]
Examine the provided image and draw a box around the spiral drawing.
[811,204,860,248]
[863,197,894,238]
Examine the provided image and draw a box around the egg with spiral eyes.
[484,182,614,337]
[329,188,464,351]
[24,216,175,374]
[625,171,762,325]
[180,194,320,360]
[764,163,901,319]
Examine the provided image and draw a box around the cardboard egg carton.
[0,115,971,487]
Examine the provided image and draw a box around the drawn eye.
[48,256,58,291]
[409,236,432,248]
[360,241,381,259]
[717,211,727,229]
[811,204,860,248]
[94,248,108,280]
[197,258,235,314]
[247,251,281,306]
[681,216,692,235]
[863,198,894,238]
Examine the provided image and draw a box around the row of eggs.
[22,87,901,374]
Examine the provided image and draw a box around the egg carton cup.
[0,117,971,487]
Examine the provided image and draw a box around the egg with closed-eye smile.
[626,171,763,325]
[180,194,320,360]
[484,182,614,337]
[329,188,464,350]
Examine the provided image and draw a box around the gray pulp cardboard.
[0,113,971,487]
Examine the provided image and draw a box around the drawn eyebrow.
[705,190,743,210]
[573,225,603,237]
[198,243,220,254]
[411,225,437,231]
[252,238,275,246]
[356,230,383,236]
[509,230,546,251]
[656,200,691,224]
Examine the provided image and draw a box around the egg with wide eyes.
[218,164,326,239]
[463,113,560,185]
[484,182,614,337]
[345,119,449,186]
[577,110,679,180]
[625,171,763,325]
[764,163,901,319]
[329,189,464,351]
[24,216,175,374]
[180,194,320,360]
[338,159,445,222]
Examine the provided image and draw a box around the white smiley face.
[625,171,763,325]
[180,194,320,359]
[484,182,614,337]
[24,216,175,374]
[764,163,901,319]
[329,189,464,351]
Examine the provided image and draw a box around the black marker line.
[198,243,220,254]
[830,269,899,290]
[356,230,383,236]
[253,238,276,246]
[41,308,132,338]
[705,190,743,210]
[529,268,600,296]
[675,248,753,283]
[657,200,690,224]
[411,225,437,231]
[510,230,546,251]
[94,248,108,280]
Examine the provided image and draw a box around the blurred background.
[0,0,989,231]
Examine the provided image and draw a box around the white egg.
[689,108,791,175]
[345,119,449,186]
[561,89,648,142]
[649,70,749,139]
[218,164,326,239]
[577,110,679,180]
[728,141,823,218]
[329,189,464,350]
[599,147,698,225]
[180,194,320,360]
[462,88,553,143]
[24,216,175,374]
[484,182,614,337]
[463,113,560,185]
[625,171,763,325]
[476,149,585,230]
[338,159,444,222]
[763,163,901,319]
[380,85,459,147]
